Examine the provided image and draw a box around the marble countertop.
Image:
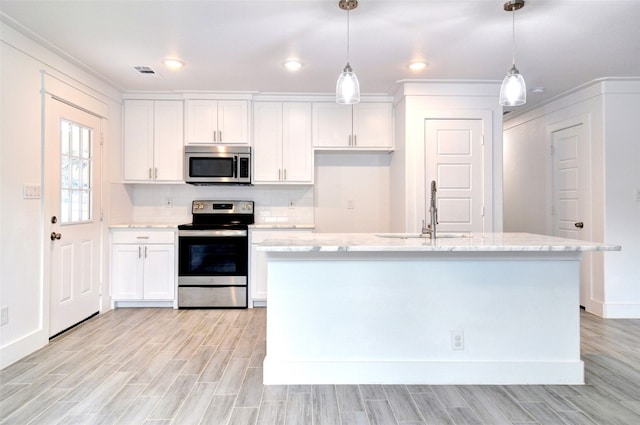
[110,224,179,229]
[250,224,315,230]
[257,232,622,253]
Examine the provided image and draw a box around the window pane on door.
[60,119,93,224]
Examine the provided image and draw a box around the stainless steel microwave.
[184,145,251,185]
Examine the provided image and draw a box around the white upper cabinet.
[185,99,249,145]
[313,102,393,150]
[253,102,313,184]
[123,100,184,183]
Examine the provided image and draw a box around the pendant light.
[499,0,526,106]
[336,0,360,104]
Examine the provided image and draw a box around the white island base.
[260,233,619,385]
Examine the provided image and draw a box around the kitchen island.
[258,232,620,385]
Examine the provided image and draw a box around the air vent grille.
[134,66,156,74]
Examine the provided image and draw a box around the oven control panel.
[192,200,254,214]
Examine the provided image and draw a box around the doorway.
[45,96,103,337]
[551,122,592,308]
[424,119,485,233]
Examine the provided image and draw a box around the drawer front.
[111,230,176,244]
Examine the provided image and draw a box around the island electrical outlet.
[451,330,464,350]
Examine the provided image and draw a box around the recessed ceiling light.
[283,60,303,71]
[163,58,184,69]
[408,62,428,71]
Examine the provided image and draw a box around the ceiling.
[2,0,639,112]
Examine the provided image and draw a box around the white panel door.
[552,124,591,307]
[46,97,102,337]
[425,119,484,232]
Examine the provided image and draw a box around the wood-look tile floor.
[1,308,639,425]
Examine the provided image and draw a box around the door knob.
[50,232,62,240]
[574,222,584,229]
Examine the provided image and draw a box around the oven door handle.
[179,229,247,237]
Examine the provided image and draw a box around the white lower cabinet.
[110,229,176,306]
[249,228,313,306]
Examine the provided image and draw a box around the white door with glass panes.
[46,96,102,337]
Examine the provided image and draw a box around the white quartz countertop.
[257,232,622,253]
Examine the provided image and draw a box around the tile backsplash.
[120,184,314,225]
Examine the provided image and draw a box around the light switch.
[23,184,41,199]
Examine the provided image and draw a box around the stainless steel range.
[177,200,254,308]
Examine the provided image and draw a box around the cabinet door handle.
[144,246,148,258]
[219,130,222,142]
[278,169,282,180]
[154,168,158,179]
[354,134,357,146]
[348,134,352,146]
[148,168,152,179]
[136,236,149,239]
[213,130,216,142]
[284,169,287,181]
[138,246,142,258]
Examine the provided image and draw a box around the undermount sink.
[375,233,470,239]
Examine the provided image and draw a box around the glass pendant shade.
[336,62,360,104]
[499,64,526,106]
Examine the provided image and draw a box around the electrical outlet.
[1,306,8,326]
[164,197,173,208]
[451,330,464,350]
[635,189,640,202]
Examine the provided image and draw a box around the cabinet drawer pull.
[219,130,222,142]
[138,246,142,258]
[144,246,148,258]
[348,134,352,146]
[148,168,152,179]
[284,169,287,181]
[136,236,150,239]
[353,134,357,146]
[154,168,158,179]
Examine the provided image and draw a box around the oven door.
[178,229,248,308]
[178,230,248,284]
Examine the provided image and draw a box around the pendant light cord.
[511,5,516,66]
[346,9,351,63]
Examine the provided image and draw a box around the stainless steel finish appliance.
[184,145,251,185]
[178,200,254,308]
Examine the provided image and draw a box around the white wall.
[314,153,391,233]
[503,79,640,318]
[0,22,122,368]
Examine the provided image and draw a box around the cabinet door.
[282,103,313,183]
[185,100,218,144]
[123,100,154,181]
[218,100,249,144]
[111,245,144,299]
[352,103,393,149]
[143,244,175,300]
[153,101,184,182]
[253,102,283,183]
[312,103,352,148]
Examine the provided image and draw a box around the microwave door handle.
[234,157,238,178]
